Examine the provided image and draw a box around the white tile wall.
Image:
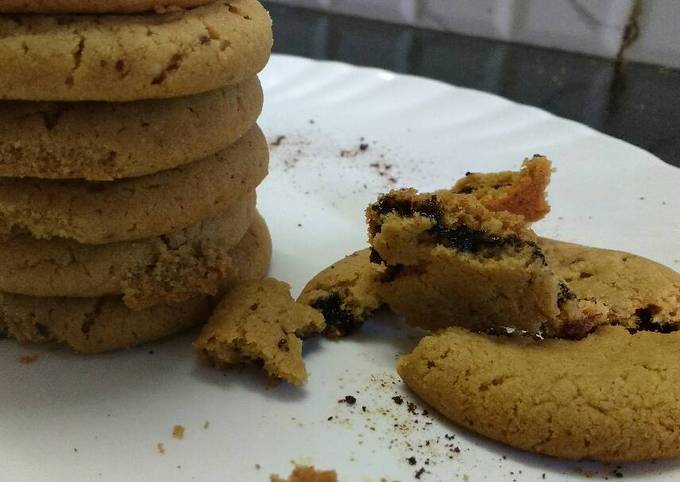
[269,0,680,68]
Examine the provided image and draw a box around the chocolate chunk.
[312,293,360,338]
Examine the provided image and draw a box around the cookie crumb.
[270,135,286,147]
[18,354,39,364]
[157,443,165,455]
[406,456,417,465]
[172,425,185,440]
[194,279,325,386]
[271,465,337,482]
[392,395,403,405]
[339,395,356,405]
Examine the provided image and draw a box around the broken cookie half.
[298,250,383,338]
[194,278,325,385]
[367,188,608,338]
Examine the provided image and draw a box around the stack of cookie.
[0,0,273,353]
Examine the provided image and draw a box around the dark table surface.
[264,2,680,168]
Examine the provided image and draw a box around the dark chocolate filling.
[557,282,577,307]
[371,192,442,221]
[311,293,361,338]
[630,306,678,334]
[369,247,384,265]
[370,191,546,263]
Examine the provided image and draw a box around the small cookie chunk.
[451,155,551,222]
[0,0,211,13]
[298,249,383,338]
[398,326,680,462]
[0,0,272,101]
[542,238,680,330]
[0,125,268,244]
[0,214,272,353]
[0,78,263,180]
[195,278,325,385]
[270,466,338,482]
[0,192,256,309]
[367,188,607,337]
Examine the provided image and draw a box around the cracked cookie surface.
[398,325,680,462]
[0,0,272,101]
[0,213,272,353]
[0,77,262,180]
[367,188,607,337]
[0,125,268,244]
[298,249,383,338]
[0,192,256,310]
[0,0,211,13]
[541,238,680,331]
[195,278,325,385]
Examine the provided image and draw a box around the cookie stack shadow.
[0,0,273,352]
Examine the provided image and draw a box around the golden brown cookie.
[398,325,680,462]
[0,0,272,101]
[0,0,211,13]
[0,78,262,180]
[367,188,607,337]
[0,213,272,353]
[0,125,268,244]
[542,238,680,330]
[451,155,552,222]
[298,249,383,338]
[0,192,256,310]
[195,278,325,385]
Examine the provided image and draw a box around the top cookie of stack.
[0,0,274,353]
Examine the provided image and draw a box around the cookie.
[0,213,272,353]
[195,278,325,385]
[0,191,255,310]
[541,238,680,330]
[398,325,680,462]
[0,77,263,180]
[298,249,383,338]
[451,155,552,222]
[0,0,211,13]
[0,0,272,101]
[0,125,268,244]
[270,466,338,482]
[367,188,607,337]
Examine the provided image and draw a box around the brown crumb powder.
[157,442,165,455]
[18,354,39,364]
[172,425,185,440]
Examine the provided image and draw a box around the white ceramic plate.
[2,55,679,482]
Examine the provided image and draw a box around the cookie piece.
[0,214,272,353]
[0,78,263,180]
[0,125,268,244]
[0,191,256,309]
[195,278,325,385]
[399,325,680,462]
[542,238,680,331]
[270,466,338,482]
[298,249,383,338]
[451,155,551,222]
[0,0,211,13]
[367,189,608,337]
[0,0,272,101]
